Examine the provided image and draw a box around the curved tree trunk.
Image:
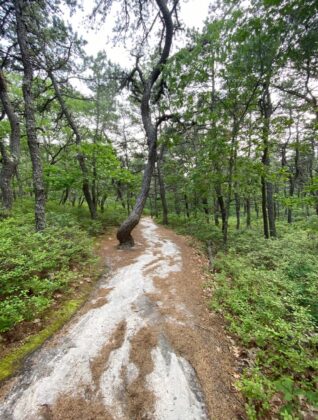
[117,142,157,246]
[116,0,174,247]
[14,0,46,231]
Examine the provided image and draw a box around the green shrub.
[0,199,125,333]
[210,225,318,417]
[0,199,126,333]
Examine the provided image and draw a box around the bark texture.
[0,71,20,210]
[260,83,276,238]
[14,0,46,230]
[117,0,174,247]
[215,185,227,241]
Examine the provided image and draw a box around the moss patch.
[0,299,84,382]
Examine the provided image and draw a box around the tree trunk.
[288,122,300,223]
[126,191,131,214]
[14,0,46,230]
[174,187,180,215]
[48,70,97,219]
[115,181,126,210]
[260,82,276,238]
[100,193,107,212]
[117,142,157,246]
[246,197,251,228]
[282,138,293,224]
[116,0,174,247]
[64,189,69,205]
[0,142,16,211]
[15,167,24,198]
[157,152,168,225]
[78,196,85,207]
[193,192,198,218]
[60,187,69,205]
[92,176,97,211]
[235,192,240,230]
[261,176,269,239]
[149,195,154,218]
[254,197,259,219]
[214,197,219,226]
[92,85,100,213]
[266,180,276,237]
[215,185,227,242]
[184,194,190,219]
[224,122,239,244]
[154,173,159,218]
[202,196,209,223]
[287,176,294,224]
[0,71,20,211]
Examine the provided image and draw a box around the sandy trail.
[0,218,244,420]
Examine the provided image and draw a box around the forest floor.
[0,218,245,420]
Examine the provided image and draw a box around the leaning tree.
[94,0,180,247]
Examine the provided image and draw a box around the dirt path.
[0,218,244,420]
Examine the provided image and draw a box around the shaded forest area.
[0,0,317,418]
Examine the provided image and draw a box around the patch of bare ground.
[0,377,17,401]
[39,394,113,420]
[97,225,146,271]
[90,321,127,387]
[126,326,158,419]
[40,322,127,420]
[86,288,113,310]
[148,223,246,419]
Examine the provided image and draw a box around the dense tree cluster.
[0,0,134,229]
[1,0,316,243]
[149,0,318,244]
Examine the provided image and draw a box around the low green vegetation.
[0,199,125,334]
[166,214,318,418]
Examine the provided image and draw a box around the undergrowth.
[166,213,318,419]
[0,199,125,334]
